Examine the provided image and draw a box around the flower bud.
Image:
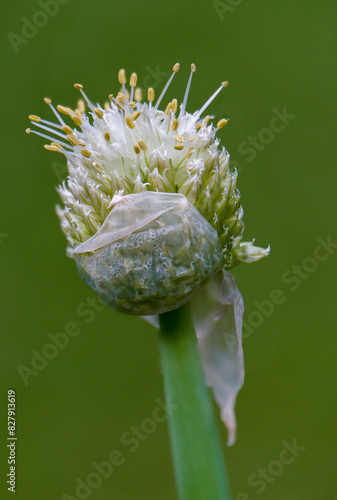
[73,192,223,315]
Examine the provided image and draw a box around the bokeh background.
[1,1,336,499]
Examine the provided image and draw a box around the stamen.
[165,102,172,115]
[172,118,179,131]
[180,63,196,116]
[148,88,155,111]
[126,116,135,129]
[174,144,184,150]
[44,98,66,126]
[62,125,74,135]
[138,139,148,151]
[66,134,78,146]
[104,132,110,142]
[70,114,82,127]
[57,105,72,115]
[118,69,126,97]
[217,119,228,129]
[172,99,178,114]
[94,108,104,119]
[29,115,40,122]
[130,73,137,102]
[175,135,184,143]
[50,142,63,149]
[134,144,141,154]
[74,84,95,111]
[155,62,180,110]
[135,88,143,102]
[148,88,155,102]
[77,99,86,114]
[131,111,141,121]
[197,81,228,118]
[44,145,62,152]
[103,101,111,111]
[81,149,92,158]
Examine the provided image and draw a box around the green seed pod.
[73,192,223,315]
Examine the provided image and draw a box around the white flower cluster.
[27,63,268,268]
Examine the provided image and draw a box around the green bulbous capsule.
[73,192,223,315]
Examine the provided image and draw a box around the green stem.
[158,303,231,500]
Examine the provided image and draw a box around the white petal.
[190,270,244,445]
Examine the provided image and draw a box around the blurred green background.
[1,0,336,499]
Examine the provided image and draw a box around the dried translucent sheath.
[73,192,223,315]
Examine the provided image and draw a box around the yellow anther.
[74,83,83,89]
[57,105,71,115]
[204,116,210,124]
[172,119,179,131]
[217,119,228,129]
[128,101,137,108]
[74,109,83,119]
[131,111,141,121]
[104,132,110,142]
[29,115,40,122]
[130,73,137,87]
[109,94,113,101]
[77,99,86,114]
[138,139,148,151]
[126,116,135,129]
[222,81,229,87]
[118,69,126,84]
[148,87,155,102]
[80,149,92,158]
[135,88,143,102]
[66,134,78,146]
[94,108,104,119]
[104,101,111,111]
[70,115,82,127]
[78,140,86,146]
[133,144,141,154]
[44,98,51,105]
[25,128,30,134]
[191,63,196,72]
[116,92,127,104]
[172,99,178,114]
[51,142,63,149]
[44,145,60,152]
[175,135,184,143]
[174,144,184,151]
[165,102,172,114]
[62,125,73,134]
[173,63,180,72]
